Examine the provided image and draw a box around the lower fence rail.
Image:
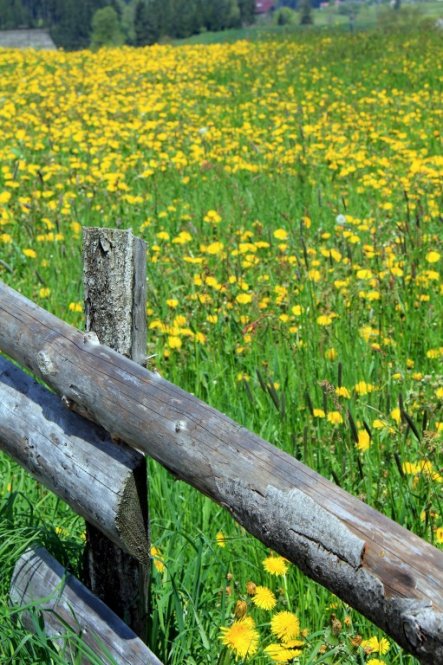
[10,547,163,665]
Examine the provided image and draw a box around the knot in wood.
[36,350,56,377]
[83,332,100,345]
[175,420,186,434]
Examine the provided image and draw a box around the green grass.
[0,21,442,665]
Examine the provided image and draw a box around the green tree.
[238,0,255,25]
[50,0,107,49]
[0,0,26,29]
[169,0,200,38]
[90,6,124,47]
[133,0,160,45]
[204,0,241,31]
[299,0,313,25]
[274,6,297,25]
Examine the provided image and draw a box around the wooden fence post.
[82,227,149,641]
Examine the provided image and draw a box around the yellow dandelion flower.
[273,229,288,240]
[378,637,390,655]
[335,386,350,398]
[356,429,371,452]
[216,531,226,548]
[0,191,11,204]
[325,347,337,361]
[435,387,443,399]
[23,248,37,258]
[426,251,440,263]
[327,411,344,425]
[264,643,301,663]
[68,302,82,313]
[435,527,443,544]
[203,209,222,224]
[367,660,386,665]
[150,546,165,573]
[390,408,401,424]
[361,636,379,653]
[263,555,289,576]
[219,616,259,659]
[317,314,333,326]
[206,241,224,255]
[166,298,178,308]
[354,381,376,395]
[313,408,325,418]
[236,293,253,305]
[39,288,51,298]
[168,335,182,349]
[270,611,300,641]
[252,586,277,611]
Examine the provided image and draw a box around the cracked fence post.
[82,227,149,641]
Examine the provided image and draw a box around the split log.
[10,547,163,665]
[1,279,443,664]
[82,227,149,641]
[0,356,149,564]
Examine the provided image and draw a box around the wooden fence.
[0,228,442,665]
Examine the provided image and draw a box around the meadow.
[0,24,442,665]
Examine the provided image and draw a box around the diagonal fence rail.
[1,277,443,664]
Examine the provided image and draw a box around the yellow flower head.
[219,616,259,659]
[264,643,302,663]
[252,586,277,611]
[203,209,222,224]
[327,411,344,425]
[262,555,289,576]
[150,546,165,573]
[426,251,440,264]
[273,229,288,241]
[216,531,226,548]
[270,611,300,641]
[356,429,371,452]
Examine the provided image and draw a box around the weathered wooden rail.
[10,547,163,665]
[0,231,443,663]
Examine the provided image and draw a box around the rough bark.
[82,228,149,642]
[10,547,163,665]
[1,279,443,663]
[0,357,148,564]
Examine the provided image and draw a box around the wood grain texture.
[10,547,163,665]
[0,357,149,564]
[82,227,149,642]
[1,279,443,664]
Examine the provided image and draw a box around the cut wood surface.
[1,279,443,664]
[10,547,163,665]
[0,356,149,564]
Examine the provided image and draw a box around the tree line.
[0,0,257,49]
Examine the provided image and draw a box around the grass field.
[0,21,442,665]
